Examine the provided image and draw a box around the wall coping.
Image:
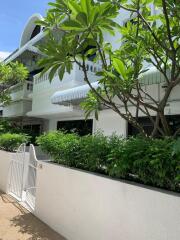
[38,160,180,197]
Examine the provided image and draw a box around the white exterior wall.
[29,88,72,118]
[31,72,73,116]
[3,100,32,118]
[47,112,126,137]
[29,62,99,118]
[95,109,127,136]
[47,80,180,135]
[35,162,180,240]
[48,119,58,131]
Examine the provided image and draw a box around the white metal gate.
[25,144,38,210]
[8,143,26,200]
[8,143,38,210]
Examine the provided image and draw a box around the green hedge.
[36,131,180,192]
[0,133,30,152]
[0,119,37,144]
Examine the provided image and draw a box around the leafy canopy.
[0,61,29,104]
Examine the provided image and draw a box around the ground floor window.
[128,115,180,136]
[57,119,93,136]
[23,124,41,143]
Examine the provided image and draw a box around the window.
[30,25,41,40]
[23,124,41,144]
[57,120,93,136]
[128,115,180,137]
[27,83,33,91]
[128,117,155,136]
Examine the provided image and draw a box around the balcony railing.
[34,61,101,85]
[9,81,33,101]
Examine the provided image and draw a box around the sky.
[0,0,51,59]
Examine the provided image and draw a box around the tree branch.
[161,0,175,52]
[116,2,169,52]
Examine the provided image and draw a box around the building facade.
[1,9,180,137]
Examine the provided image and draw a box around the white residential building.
[1,10,180,137]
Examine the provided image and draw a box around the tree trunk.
[159,112,171,136]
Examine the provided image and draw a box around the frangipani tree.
[0,62,28,104]
[38,0,180,137]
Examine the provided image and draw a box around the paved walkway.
[0,192,66,240]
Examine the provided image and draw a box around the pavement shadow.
[0,192,27,214]
[10,212,67,240]
[0,192,67,240]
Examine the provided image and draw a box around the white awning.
[140,67,170,85]
[51,68,168,105]
[51,81,99,105]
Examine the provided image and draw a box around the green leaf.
[172,138,180,156]
[105,71,116,79]
[81,0,91,15]
[49,65,60,82]
[68,1,82,15]
[65,62,72,74]
[85,48,97,56]
[76,12,88,26]
[58,65,65,80]
[61,19,86,31]
[112,58,126,78]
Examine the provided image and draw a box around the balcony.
[28,61,101,118]
[33,61,101,91]
[2,81,33,118]
[9,81,33,101]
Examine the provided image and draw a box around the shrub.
[106,135,143,178]
[133,138,178,190]
[36,132,180,192]
[0,119,12,134]
[0,119,38,144]
[107,137,180,191]
[0,133,30,152]
[75,132,109,172]
[36,131,80,166]
[37,131,109,172]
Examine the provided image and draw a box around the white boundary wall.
[35,161,180,240]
